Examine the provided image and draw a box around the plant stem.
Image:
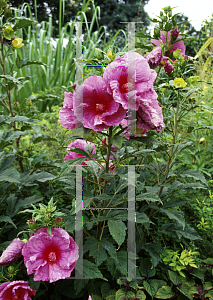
[140,96,180,243]
[1,39,24,173]
[96,126,112,240]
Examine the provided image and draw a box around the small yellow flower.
[173,78,187,89]
[107,50,112,58]
[12,38,24,48]
[199,137,205,144]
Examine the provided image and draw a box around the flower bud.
[28,219,37,230]
[8,266,15,274]
[56,217,63,227]
[153,28,160,39]
[4,7,12,18]
[164,61,174,74]
[107,49,112,58]
[13,102,20,111]
[95,48,104,59]
[171,28,179,39]
[26,99,32,106]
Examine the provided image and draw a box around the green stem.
[1,37,24,173]
[96,126,113,241]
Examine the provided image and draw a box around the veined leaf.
[155,286,175,299]
[108,220,126,247]
[143,279,158,298]
[82,259,108,280]
[83,237,108,266]
[12,17,34,30]
[180,169,208,185]
[0,167,20,183]
[168,270,182,285]
[160,208,185,229]
[0,215,17,228]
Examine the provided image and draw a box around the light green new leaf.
[155,286,175,299]
[108,220,126,247]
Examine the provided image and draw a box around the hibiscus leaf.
[160,208,185,229]
[0,215,17,228]
[74,278,89,295]
[108,220,127,247]
[83,237,108,266]
[0,167,20,183]
[83,259,108,280]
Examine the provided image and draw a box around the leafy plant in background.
[0,1,213,300]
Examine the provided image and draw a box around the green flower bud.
[4,7,12,18]
[153,28,160,39]
[13,101,20,111]
[8,266,15,274]
[3,26,14,40]
[26,99,32,106]
[28,219,37,230]
[95,48,104,60]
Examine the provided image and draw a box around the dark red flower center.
[119,76,135,94]
[42,244,60,264]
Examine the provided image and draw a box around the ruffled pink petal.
[172,40,186,55]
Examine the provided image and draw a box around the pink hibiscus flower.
[74,75,127,131]
[59,92,81,130]
[64,139,96,164]
[136,94,165,131]
[0,281,36,300]
[22,228,79,283]
[103,52,157,111]
[151,30,186,57]
[145,46,164,68]
[0,238,25,267]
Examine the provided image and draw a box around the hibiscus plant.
[0,2,213,300]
